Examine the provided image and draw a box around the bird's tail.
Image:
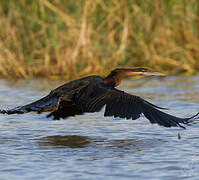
[0,94,60,115]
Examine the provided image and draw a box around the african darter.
[0,68,198,128]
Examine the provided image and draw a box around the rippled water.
[0,76,199,180]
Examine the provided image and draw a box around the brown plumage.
[0,68,198,129]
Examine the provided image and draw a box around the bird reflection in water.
[37,135,166,152]
[37,135,90,148]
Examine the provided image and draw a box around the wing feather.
[0,94,60,114]
[80,86,198,128]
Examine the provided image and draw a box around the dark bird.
[0,68,198,128]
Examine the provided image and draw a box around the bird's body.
[0,68,198,128]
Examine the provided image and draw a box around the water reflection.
[37,135,165,152]
[37,135,91,148]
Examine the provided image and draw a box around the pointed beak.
[143,71,166,76]
[126,71,166,77]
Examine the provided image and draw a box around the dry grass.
[0,0,199,78]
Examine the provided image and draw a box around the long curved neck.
[103,72,124,87]
[103,68,164,87]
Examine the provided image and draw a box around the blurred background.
[0,0,199,79]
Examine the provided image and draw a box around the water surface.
[0,76,199,180]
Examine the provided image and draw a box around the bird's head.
[104,68,165,87]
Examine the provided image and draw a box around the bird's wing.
[79,87,198,128]
[0,93,61,114]
[0,78,94,117]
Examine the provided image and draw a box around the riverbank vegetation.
[0,0,199,78]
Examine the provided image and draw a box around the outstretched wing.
[0,93,61,114]
[78,87,199,128]
[0,76,99,118]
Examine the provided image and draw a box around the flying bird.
[0,68,198,128]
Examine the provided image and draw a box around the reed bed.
[0,0,199,78]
